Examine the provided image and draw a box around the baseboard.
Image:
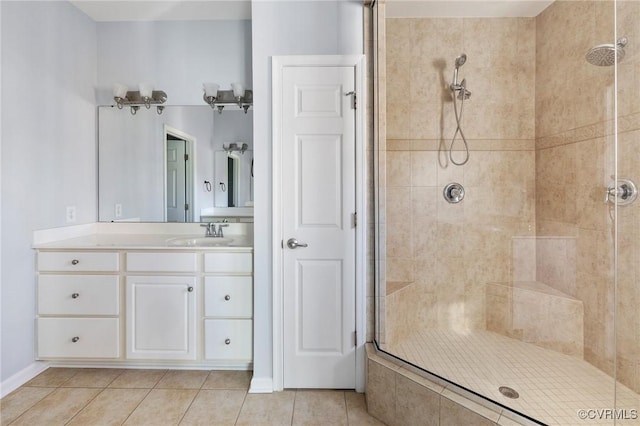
[0,361,49,398]
[248,376,273,393]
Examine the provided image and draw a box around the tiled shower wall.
[382,0,640,393]
[384,17,537,343]
[535,0,640,392]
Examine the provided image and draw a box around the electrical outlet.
[115,204,123,218]
[66,206,76,223]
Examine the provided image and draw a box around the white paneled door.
[281,65,357,389]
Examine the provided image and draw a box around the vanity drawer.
[126,252,197,272]
[204,252,252,273]
[38,251,119,272]
[204,276,252,318]
[38,275,119,315]
[37,318,119,359]
[204,319,252,361]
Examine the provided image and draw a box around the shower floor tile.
[383,330,640,425]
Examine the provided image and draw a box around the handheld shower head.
[451,53,468,89]
[455,53,467,69]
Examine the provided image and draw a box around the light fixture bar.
[202,89,253,113]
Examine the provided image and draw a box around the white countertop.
[33,223,253,251]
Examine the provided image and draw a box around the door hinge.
[353,330,357,347]
[185,203,189,211]
[346,91,357,110]
[184,153,189,161]
[352,212,357,228]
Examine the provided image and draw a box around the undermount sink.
[166,236,234,247]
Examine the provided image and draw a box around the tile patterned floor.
[384,329,640,426]
[1,368,384,426]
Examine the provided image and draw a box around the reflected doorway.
[164,125,195,222]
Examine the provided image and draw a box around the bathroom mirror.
[214,150,254,208]
[98,105,253,222]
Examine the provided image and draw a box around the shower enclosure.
[372,0,640,424]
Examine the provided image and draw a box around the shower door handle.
[286,238,308,249]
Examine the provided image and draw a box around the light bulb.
[203,82,219,98]
[232,82,245,99]
[139,83,153,99]
[113,83,128,99]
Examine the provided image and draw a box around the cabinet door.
[126,276,196,360]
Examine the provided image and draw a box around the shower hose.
[449,84,470,166]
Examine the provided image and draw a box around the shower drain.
[499,386,520,399]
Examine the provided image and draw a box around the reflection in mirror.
[98,106,253,222]
[214,150,253,208]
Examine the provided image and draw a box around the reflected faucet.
[201,222,229,238]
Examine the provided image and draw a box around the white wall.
[1,1,97,382]
[96,20,252,105]
[251,0,363,390]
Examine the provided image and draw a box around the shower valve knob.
[605,179,638,206]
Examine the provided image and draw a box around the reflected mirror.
[98,105,253,222]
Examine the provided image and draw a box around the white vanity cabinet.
[36,251,120,359]
[203,252,253,362]
[34,241,253,368]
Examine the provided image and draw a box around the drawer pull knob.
[225,338,231,345]
[224,295,231,301]
[71,259,80,265]
[71,293,80,299]
[188,286,194,292]
[71,336,80,343]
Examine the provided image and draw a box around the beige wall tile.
[366,359,396,425]
[395,374,439,426]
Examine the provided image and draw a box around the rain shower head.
[586,37,627,66]
[455,53,467,69]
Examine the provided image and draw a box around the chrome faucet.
[200,222,229,238]
[215,223,229,238]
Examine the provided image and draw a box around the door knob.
[287,238,308,249]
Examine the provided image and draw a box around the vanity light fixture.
[113,83,168,115]
[202,82,253,114]
[223,142,249,154]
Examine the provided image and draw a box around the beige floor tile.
[10,387,101,425]
[236,390,296,426]
[292,390,347,426]
[344,391,386,426]
[67,388,149,426]
[155,370,209,390]
[180,389,246,425]
[61,368,124,388]
[23,367,79,387]
[0,386,55,425]
[201,371,252,390]
[124,389,198,426]
[109,369,168,389]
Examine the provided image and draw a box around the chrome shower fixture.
[586,37,628,66]
[448,53,471,166]
[450,53,468,91]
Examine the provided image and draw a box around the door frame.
[163,125,196,222]
[272,55,367,392]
